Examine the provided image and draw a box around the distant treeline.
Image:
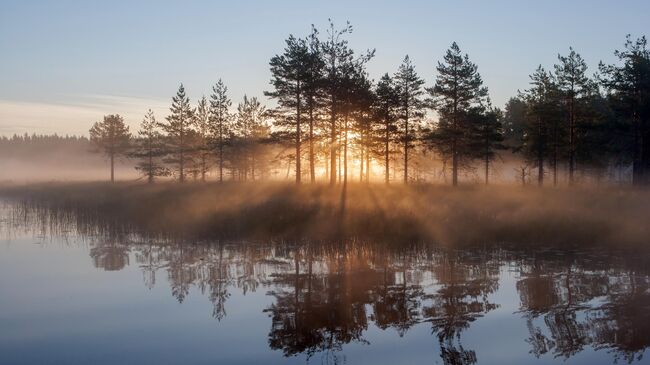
[0,134,140,182]
[41,22,650,185]
[0,134,90,155]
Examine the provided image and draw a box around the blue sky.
[1,0,648,135]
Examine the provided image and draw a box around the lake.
[1,202,649,365]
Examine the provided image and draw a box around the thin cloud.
[0,95,169,136]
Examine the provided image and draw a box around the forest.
[74,22,649,187]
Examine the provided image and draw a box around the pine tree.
[304,27,325,183]
[428,42,487,186]
[519,66,562,186]
[89,114,131,182]
[233,95,267,180]
[599,35,650,185]
[321,20,353,185]
[266,35,310,183]
[160,84,195,182]
[502,97,528,150]
[209,79,232,182]
[349,70,375,183]
[469,104,506,185]
[130,109,169,183]
[554,47,590,185]
[394,55,425,184]
[374,73,399,184]
[320,20,373,185]
[194,95,211,181]
[338,54,373,185]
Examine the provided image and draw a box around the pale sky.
[1,0,648,136]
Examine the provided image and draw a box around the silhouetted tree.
[321,20,353,185]
[130,109,169,183]
[374,73,400,184]
[209,79,232,182]
[429,43,488,186]
[320,20,373,185]
[160,84,195,182]
[469,104,506,184]
[89,114,131,182]
[339,54,373,184]
[304,28,325,183]
[554,48,591,185]
[599,35,650,185]
[519,67,562,186]
[193,96,212,181]
[350,70,375,183]
[503,97,528,150]
[394,55,425,184]
[233,95,268,180]
[266,35,311,183]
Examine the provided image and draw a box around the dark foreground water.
[1,204,649,365]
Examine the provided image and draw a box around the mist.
[3,182,648,248]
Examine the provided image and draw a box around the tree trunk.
[338,131,342,183]
[537,117,544,187]
[201,154,206,182]
[484,155,489,185]
[632,112,646,185]
[179,115,185,183]
[359,137,364,182]
[251,152,255,181]
[538,154,544,186]
[219,141,224,183]
[452,141,458,186]
[110,151,115,183]
[451,101,458,187]
[385,119,390,184]
[404,110,409,184]
[309,104,315,183]
[296,85,302,184]
[343,113,348,186]
[329,97,337,186]
[366,146,370,183]
[553,124,558,187]
[148,147,153,184]
[325,153,329,181]
[568,95,575,185]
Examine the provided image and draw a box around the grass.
[1,181,649,247]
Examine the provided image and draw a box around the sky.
[1,0,649,136]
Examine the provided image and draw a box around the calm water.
[1,203,649,365]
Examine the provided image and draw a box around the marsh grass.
[1,182,649,247]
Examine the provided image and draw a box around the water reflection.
[3,204,650,364]
[77,238,650,364]
[516,252,650,363]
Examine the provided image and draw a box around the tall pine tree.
[374,73,400,184]
[519,67,562,186]
[209,79,232,182]
[469,103,505,185]
[304,27,325,183]
[160,84,194,183]
[394,55,425,184]
[266,35,310,183]
[554,47,590,185]
[195,95,211,181]
[89,114,131,183]
[130,109,169,183]
[599,35,650,185]
[428,43,487,186]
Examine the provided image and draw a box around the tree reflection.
[77,238,650,364]
[89,239,130,271]
[422,250,500,365]
[516,251,650,363]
